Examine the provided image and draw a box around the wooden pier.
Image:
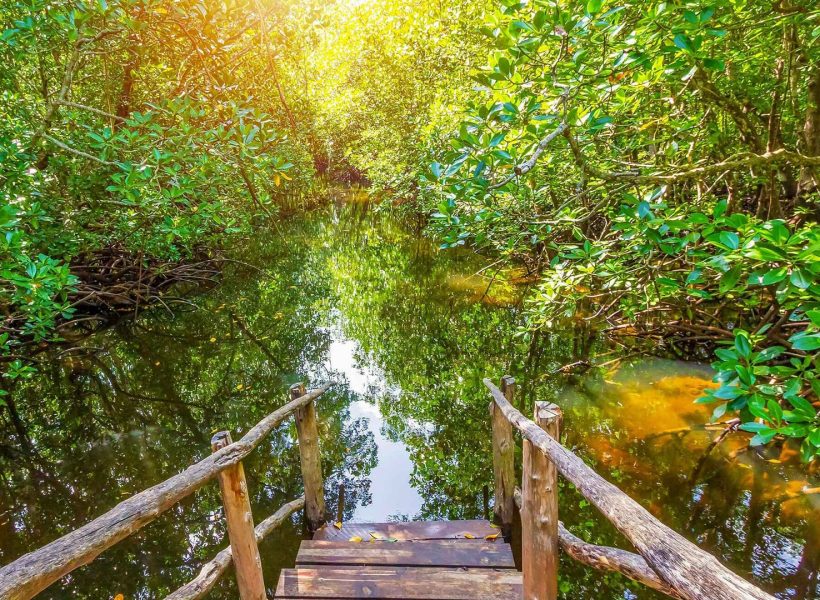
[0,377,779,600]
[276,520,520,599]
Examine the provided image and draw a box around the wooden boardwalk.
[275,520,522,599]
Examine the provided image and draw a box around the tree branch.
[488,121,568,189]
[41,134,115,165]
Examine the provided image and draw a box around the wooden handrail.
[165,496,306,600]
[484,378,775,600]
[0,384,333,600]
[512,488,683,599]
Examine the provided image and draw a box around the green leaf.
[719,231,739,250]
[586,0,603,14]
[739,422,769,433]
[719,265,742,293]
[789,268,811,289]
[789,331,820,352]
[673,34,692,52]
[734,334,752,359]
[750,430,777,446]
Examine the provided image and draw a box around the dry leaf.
[484,533,499,541]
[489,523,500,529]
[333,521,342,530]
[349,536,362,542]
[463,533,475,539]
[369,532,381,540]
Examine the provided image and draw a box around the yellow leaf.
[209,337,216,343]
[114,595,124,600]
[484,533,499,541]
[236,384,244,391]
[334,521,342,530]
[463,533,475,539]
[274,174,281,187]
[489,523,500,529]
[280,172,292,181]
[349,536,362,542]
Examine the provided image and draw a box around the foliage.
[411,1,820,458]
[302,0,487,199]
[1,0,315,374]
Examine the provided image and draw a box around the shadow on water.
[0,189,817,598]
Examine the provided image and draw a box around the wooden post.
[291,382,326,532]
[490,375,516,538]
[336,482,345,525]
[210,431,266,600]
[521,401,561,600]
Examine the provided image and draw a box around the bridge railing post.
[291,382,326,533]
[521,401,562,600]
[211,431,266,600]
[491,375,517,538]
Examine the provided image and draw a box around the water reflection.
[0,193,816,599]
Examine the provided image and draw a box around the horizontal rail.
[483,378,774,600]
[165,496,306,600]
[512,488,681,599]
[0,384,332,600]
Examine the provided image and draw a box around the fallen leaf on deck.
[349,536,362,542]
[334,521,342,529]
[369,532,381,540]
[485,533,499,541]
[463,533,475,539]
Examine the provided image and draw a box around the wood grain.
[490,376,516,537]
[292,383,327,533]
[0,385,332,600]
[484,378,774,600]
[313,520,498,542]
[275,566,522,599]
[521,402,560,600]
[296,540,515,569]
[211,431,266,600]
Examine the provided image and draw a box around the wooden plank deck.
[275,520,522,599]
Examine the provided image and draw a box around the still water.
[1,192,817,599]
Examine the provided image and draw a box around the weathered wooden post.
[210,431,266,600]
[291,382,326,532]
[521,401,562,600]
[490,375,516,538]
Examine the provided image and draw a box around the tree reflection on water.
[1,196,816,598]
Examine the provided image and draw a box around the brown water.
[0,192,817,599]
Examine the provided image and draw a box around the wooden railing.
[485,376,776,600]
[0,382,333,600]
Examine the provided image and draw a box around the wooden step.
[275,566,523,599]
[312,520,498,542]
[296,539,515,569]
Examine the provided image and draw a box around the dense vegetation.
[0,0,316,382]
[312,0,820,461]
[1,0,818,462]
